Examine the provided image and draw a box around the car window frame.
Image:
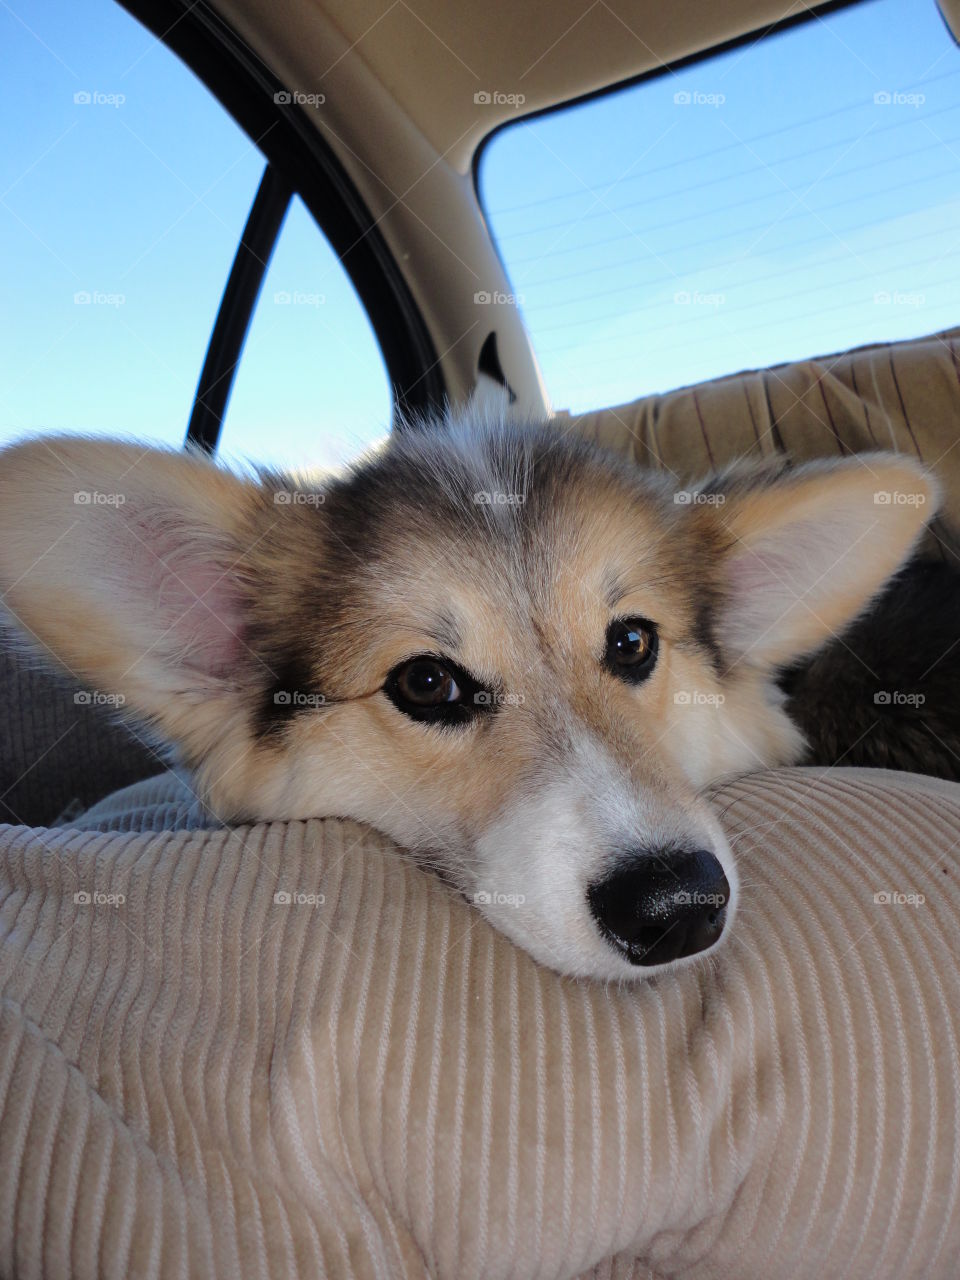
[116,0,446,452]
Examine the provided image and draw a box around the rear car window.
[478,0,960,413]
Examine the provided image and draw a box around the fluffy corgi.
[0,415,938,980]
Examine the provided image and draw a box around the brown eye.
[605,618,658,684]
[384,655,489,726]
[396,659,459,706]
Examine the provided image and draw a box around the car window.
[478,0,960,413]
[1,0,390,466]
[219,197,391,474]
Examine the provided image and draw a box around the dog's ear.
[0,436,270,758]
[695,453,940,668]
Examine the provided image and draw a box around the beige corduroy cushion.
[561,324,960,558]
[2,766,960,1279]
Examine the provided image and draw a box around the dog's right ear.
[0,436,271,763]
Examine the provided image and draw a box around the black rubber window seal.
[186,163,292,454]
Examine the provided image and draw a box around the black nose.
[586,848,730,966]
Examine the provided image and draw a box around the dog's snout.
[586,848,729,967]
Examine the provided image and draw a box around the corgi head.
[0,417,938,979]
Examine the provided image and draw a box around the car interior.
[4,0,960,1276]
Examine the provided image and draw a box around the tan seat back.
[558,325,960,557]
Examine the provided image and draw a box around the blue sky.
[0,0,390,470]
[2,0,959,462]
[481,0,960,411]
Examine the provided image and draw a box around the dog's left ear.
[695,453,940,668]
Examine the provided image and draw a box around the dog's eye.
[605,617,658,683]
[396,659,460,706]
[385,656,486,726]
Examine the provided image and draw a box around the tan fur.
[0,421,938,979]
[696,456,939,666]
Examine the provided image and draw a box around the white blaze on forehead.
[470,729,737,980]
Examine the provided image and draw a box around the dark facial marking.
[255,651,327,739]
[691,597,724,674]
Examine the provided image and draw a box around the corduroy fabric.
[2,767,960,1279]
[562,324,960,560]
[62,771,213,833]
[0,641,160,828]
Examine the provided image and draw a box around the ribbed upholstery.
[62,770,213,832]
[562,324,960,559]
[0,639,160,827]
[2,767,960,1279]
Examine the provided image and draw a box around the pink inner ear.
[727,540,818,611]
[109,506,247,682]
[158,561,246,679]
[728,545,782,599]
[729,516,854,603]
[724,513,867,661]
